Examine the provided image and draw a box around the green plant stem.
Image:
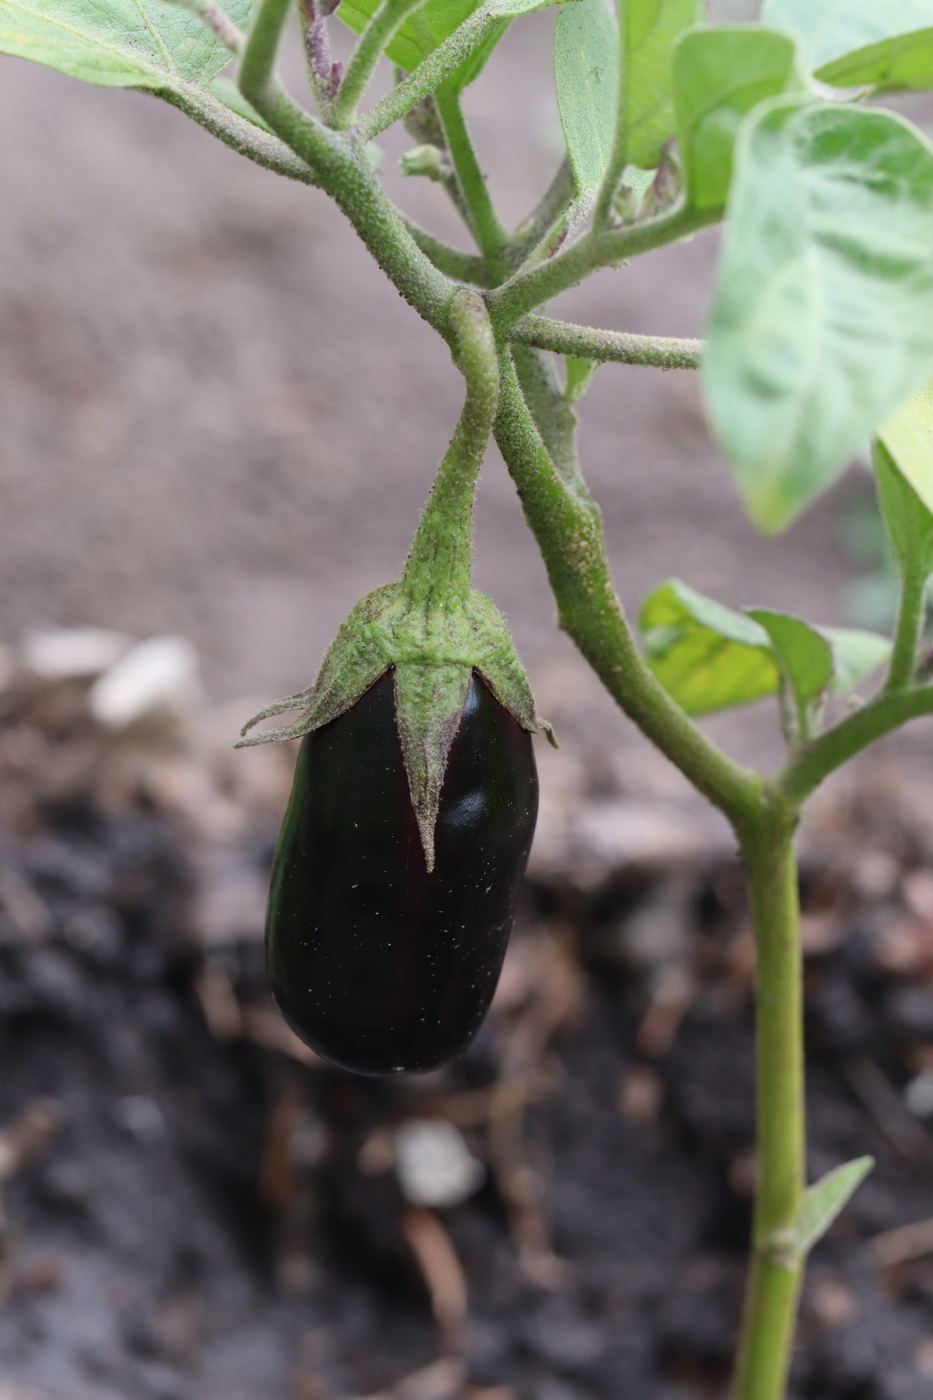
[402,219,495,285]
[238,0,457,339]
[331,0,426,128]
[511,345,583,487]
[401,291,499,606]
[166,84,316,183]
[732,812,805,1400]
[358,3,505,139]
[884,561,926,692]
[780,683,933,803]
[510,314,703,369]
[493,350,762,825]
[433,82,510,263]
[489,202,720,331]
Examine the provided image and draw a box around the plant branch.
[331,0,427,128]
[433,82,509,262]
[885,561,927,693]
[401,291,499,605]
[402,219,495,285]
[162,83,316,184]
[732,812,805,1400]
[488,201,720,332]
[510,314,703,369]
[358,4,510,139]
[780,684,933,803]
[238,0,457,339]
[511,345,583,488]
[493,350,763,827]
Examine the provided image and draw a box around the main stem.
[733,806,806,1400]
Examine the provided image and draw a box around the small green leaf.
[672,26,802,211]
[564,355,599,403]
[820,626,892,693]
[625,0,705,171]
[746,609,834,709]
[793,1156,874,1258]
[762,0,933,73]
[874,438,933,589]
[878,381,933,525]
[817,28,933,93]
[703,100,933,532]
[554,0,618,194]
[640,580,779,715]
[0,0,252,90]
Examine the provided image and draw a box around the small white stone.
[89,636,202,727]
[394,1119,485,1208]
[22,626,130,679]
[904,1071,933,1118]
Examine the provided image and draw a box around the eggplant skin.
[266,668,538,1075]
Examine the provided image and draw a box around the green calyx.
[237,288,554,870]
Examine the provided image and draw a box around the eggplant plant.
[6,0,933,1391]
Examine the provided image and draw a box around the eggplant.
[266,667,538,1074]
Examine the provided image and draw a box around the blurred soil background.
[3,6,933,1400]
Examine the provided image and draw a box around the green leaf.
[787,1157,874,1261]
[877,381,933,525]
[640,580,780,715]
[0,0,251,90]
[874,438,933,588]
[762,0,933,72]
[624,0,704,171]
[339,0,555,91]
[817,28,933,93]
[672,27,802,212]
[554,0,618,194]
[746,609,834,709]
[703,100,933,533]
[564,356,599,403]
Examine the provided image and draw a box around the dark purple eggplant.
[266,667,538,1075]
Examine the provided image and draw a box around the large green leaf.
[0,0,251,89]
[641,580,889,719]
[672,27,802,211]
[703,100,933,533]
[625,0,704,171]
[817,28,933,93]
[762,0,933,72]
[877,381,933,524]
[554,0,618,194]
[640,580,779,715]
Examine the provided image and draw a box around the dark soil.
[2,798,933,1400]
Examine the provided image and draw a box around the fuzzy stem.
[400,291,499,606]
[510,314,703,370]
[238,0,457,339]
[433,82,510,263]
[732,811,806,1400]
[493,351,762,827]
[359,3,508,139]
[331,0,427,128]
[489,202,721,332]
